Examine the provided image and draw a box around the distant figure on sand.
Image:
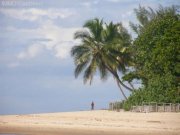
[91,101,94,110]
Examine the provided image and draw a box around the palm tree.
[71,18,133,99]
[130,5,177,35]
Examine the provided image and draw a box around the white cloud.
[106,0,135,3]
[54,42,73,59]
[0,8,77,21]
[81,2,91,8]
[36,20,79,59]
[122,20,130,29]
[121,11,133,18]
[0,7,79,61]
[17,44,43,59]
[13,19,79,60]
[7,62,20,68]
[81,0,99,8]
[106,0,121,3]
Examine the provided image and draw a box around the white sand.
[0,110,179,135]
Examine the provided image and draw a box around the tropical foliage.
[123,5,180,110]
[70,5,180,108]
[71,18,133,99]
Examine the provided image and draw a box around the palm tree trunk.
[104,64,133,91]
[103,64,129,98]
[115,73,133,92]
[115,78,127,100]
[128,82,135,90]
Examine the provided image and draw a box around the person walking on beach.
[91,101,94,110]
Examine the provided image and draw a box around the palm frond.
[71,46,92,67]
[97,57,108,81]
[83,18,103,42]
[131,5,178,36]
[75,57,90,78]
[83,57,97,84]
[134,5,149,26]
[71,45,90,58]
[104,22,118,42]
[148,7,156,20]
[74,30,90,40]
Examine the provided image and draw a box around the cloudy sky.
[0,0,179,114]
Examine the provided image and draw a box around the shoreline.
[0,110,179,135]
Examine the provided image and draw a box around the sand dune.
[0,110,179,135]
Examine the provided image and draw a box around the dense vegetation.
[123,5,180,110]
[71,5,180,110]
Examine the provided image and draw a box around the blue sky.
[0,0,179,114]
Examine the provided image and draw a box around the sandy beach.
[0,110,179,135]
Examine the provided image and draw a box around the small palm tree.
[71,18,133,99]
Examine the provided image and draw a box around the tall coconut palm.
[71,18,133,99]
